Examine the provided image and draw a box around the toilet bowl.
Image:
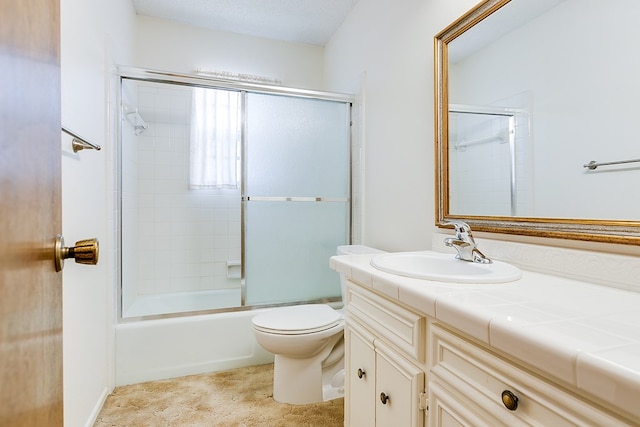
[251,245,384,405]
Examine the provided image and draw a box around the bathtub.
[115,307,274,386]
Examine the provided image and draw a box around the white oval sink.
[370,251,522,283]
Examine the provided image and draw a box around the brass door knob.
[54,235,99,272]
[357,368,366,379]
[501,390,519,411]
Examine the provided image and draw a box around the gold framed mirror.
[434,0,640,245]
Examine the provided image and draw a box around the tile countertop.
[330,251,640,422]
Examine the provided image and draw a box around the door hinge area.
[419,392,428,411]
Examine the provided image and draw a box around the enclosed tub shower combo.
[115,67,359,387]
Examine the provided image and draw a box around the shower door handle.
[54,235,99,272]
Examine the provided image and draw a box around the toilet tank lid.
[252,304,342,333]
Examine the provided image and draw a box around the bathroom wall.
[324,0,479,251]
[60,0,135,426]
[134,15,325,90]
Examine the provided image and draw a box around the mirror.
[434,0,640,244]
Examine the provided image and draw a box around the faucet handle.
[444,220,473,239]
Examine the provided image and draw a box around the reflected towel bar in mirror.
[583,158,640,170]
[455,135,506,150]
[61,127,102,153]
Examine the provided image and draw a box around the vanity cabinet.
[345,281,427,427]
[428,323,631,427]
[343,279,634,427]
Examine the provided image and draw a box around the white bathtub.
[115,308,274,386]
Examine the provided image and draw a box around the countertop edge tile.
[577,345,640,421]
[351,267,373,288]
[435,297,491,343]
[398,281,439,318]
[371,275,399,300]
[489,317,578,385]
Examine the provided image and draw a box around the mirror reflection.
[446,0,640,220]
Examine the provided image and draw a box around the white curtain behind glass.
[190,88,241,189]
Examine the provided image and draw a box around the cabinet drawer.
[429,324,630,426]
[346,281,425,362]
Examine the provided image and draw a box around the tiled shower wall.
[123,81,241,299]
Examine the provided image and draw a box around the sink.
[370,251,522,283]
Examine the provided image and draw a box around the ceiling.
[132,0,359,46]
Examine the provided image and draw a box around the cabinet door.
[376,342,425,427]
[345,322,376,427]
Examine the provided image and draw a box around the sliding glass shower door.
[119,69,352,318]
[120,78,244,318]
[243,93,351,306]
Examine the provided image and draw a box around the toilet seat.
[252,304,343,335]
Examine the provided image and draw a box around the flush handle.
[54,235,99,272]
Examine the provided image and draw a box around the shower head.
[126,111,149,135]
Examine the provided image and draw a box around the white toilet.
[251,245,384,405]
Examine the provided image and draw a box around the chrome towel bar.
[62,127,102,152]
[583,158,640,170]
[243,196,349,202]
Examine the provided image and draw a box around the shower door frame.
[448,104,518,216]
[116,66,355,322]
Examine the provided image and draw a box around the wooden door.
[0,0,63,426]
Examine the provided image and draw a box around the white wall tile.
[124,82,243,298]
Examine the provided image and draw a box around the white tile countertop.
[330,251,640,422]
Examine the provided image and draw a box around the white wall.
[135,16,325,90]
[61,0,135,425]
[323,0,479,251]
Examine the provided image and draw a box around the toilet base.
[271,334,344,405]
[273,354,324,404]
[272,356,345,404]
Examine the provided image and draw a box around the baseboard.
[83,386,112,427]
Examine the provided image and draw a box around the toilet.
[251,245,384,405]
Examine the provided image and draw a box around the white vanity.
[331,250,640,426]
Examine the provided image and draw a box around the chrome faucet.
[443,221,492,264]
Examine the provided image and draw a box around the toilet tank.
[336,245,385,305]
[337,245,385,256]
